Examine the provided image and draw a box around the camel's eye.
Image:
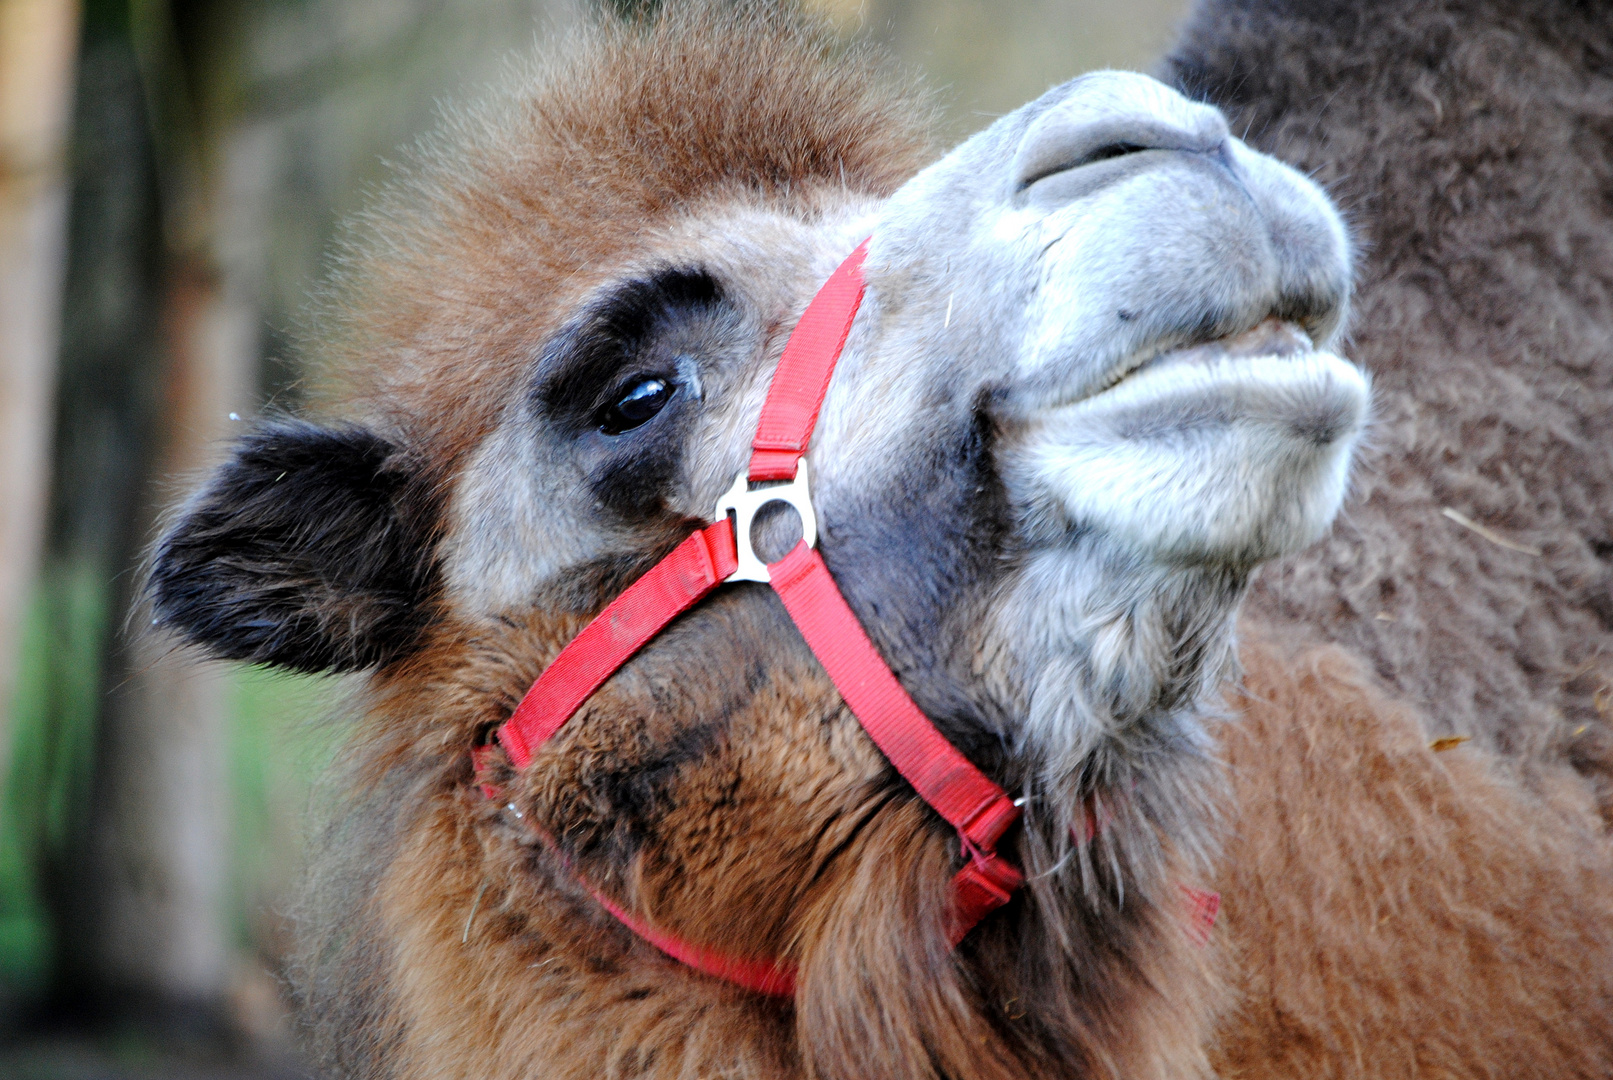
[600,376,673,435]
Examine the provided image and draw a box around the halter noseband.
[474,239,1023,997]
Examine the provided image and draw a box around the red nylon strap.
[948,855,1024,946]
[474,743,1206,998]
[767,543,1019,851]
[590,890,797,997]
[767,542,1023,942]
[471,756,798,997]
[1181,885,1221,946]
[748,240,869,482]
[470,743,502,802]
[498,518,737,769]
[485,238,1024,994]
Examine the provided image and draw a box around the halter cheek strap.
[478,239,1024,997]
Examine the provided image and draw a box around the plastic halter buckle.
[713,459,817,584]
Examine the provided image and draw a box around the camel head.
[147,8,1366,1077]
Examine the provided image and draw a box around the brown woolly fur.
[1167,0,1613,809]
[294,578,1223,1079]
[151,1,1613,1076]
[1214,639,1613,1079]
[240,7,1233,1077]
[308,1,935,481]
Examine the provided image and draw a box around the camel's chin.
[1020,350,1369,564]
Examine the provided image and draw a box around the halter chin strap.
[479,239,1023,997]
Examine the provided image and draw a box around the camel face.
[837,70,1364,568]
[833,71,1369,767]
[439,70,1367,776]
[144,18,1375,1074]
[150,41,1363,801]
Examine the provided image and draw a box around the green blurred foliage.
[223,665,339,957]
[0,566,336,1005]
[0,564,104,1000]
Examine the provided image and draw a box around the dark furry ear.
[149,420,443,674]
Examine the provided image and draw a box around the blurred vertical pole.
[65,0,252,1026]
[0,0,81,787]
[88,309,245,1022]
[87,251,247,1017]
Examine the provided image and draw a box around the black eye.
[599,376,673,435]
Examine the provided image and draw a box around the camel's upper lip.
[1091,316,1317,398]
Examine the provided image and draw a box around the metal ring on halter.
[714,459,817,584]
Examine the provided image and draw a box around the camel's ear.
[149,420,442,674]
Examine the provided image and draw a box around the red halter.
[476,239,1023,997]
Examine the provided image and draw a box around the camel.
[1169,1,1613,1074]
[145,2,1613,1077]
[1170,0,1613,808]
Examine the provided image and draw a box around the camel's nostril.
[1082,141,1149,165]
[1009,73,1232,200]
[1020,142,1152,189]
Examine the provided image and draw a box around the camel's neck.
[300,582,1231,1079]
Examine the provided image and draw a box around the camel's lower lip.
[1034,315,1366,448]
[1020,349,1369,562]
[1055,347,1367,449]
[1098,316,1318,397]
[1141,316,1314,373]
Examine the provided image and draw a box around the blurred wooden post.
[85,41,264,1017]
[90,260,248,1007]
[0,0,80,786]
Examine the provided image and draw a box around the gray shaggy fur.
[1166,0,1613,813]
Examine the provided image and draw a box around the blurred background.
[0,0,1189,1074]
